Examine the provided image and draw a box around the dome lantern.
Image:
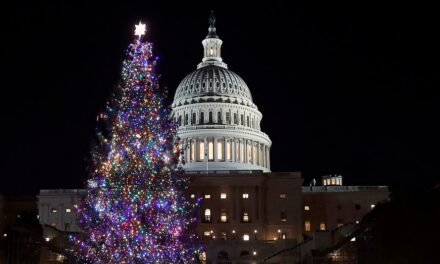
[198,11,227,69]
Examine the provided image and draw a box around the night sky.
[1,1,438,195]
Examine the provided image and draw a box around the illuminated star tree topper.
[134,21,146,38]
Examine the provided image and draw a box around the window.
[199,142,205,160]
[226,112,230,124]
[247,116,250,127]
[305,221,311,232]
[65,208,71,213]
[190,141,195,161]
[51,208,57,213]
[178,116,182,126]
[220,212,227,223]
[355,204,361,210]
[217,142,223,160]
[243,234,250,241]
[204,194,211,199]
[192,113,196,124]
[220,193,227,199]
[200,112,205,124]
[247,144,252,163]
[242,212,250,222]
[319,222,326,231]
[226,141,231,160]
[185,114,188,125]
[217,112,222,123]
[280,210,287,222]
[234,113,237,124]
[280,193,286,199]
[203,231,211,237]
[242,193,249,199]
[204,209,211,222]
[304,205,310,211]
[241,114,244,125]
[209,112,213,123]
[208,141,214,160]
[240,142,244,162]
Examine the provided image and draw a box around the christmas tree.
[71,22,200,263]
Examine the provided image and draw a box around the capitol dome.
[172,12,271,173]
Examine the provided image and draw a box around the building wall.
[302,186,389,233]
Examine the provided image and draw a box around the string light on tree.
[71,21,201,263]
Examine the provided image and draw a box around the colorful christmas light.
[71,23,201,263]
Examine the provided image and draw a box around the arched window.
[192,113,196,124]
[200,112,205,124]
[204,209,211,222]
[217,111,222,124]
[209,112,213,123]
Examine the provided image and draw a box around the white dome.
[171,14,271,173]
[172,65,255,109]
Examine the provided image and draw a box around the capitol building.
[37,13,389,264]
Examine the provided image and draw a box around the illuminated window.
[217,142,223,160]
[65,208,71,213]
[51,208,57,213]
[208,141,214,160]
[190,141,195,161]
[220,193,227,199]
[370,204,375,209]
[204,209,211,222]
[199,142,205,160]
[203,231,211,237]
[253,144,258,164]
[280,193,286,199]
[242,193,249,199]
[236,141,240,161]
[242,212,250,222]
[243,234,250,241]
[226,112,231,124]
[204,194,211,199]
[247,144,252,163]
[220,212,227,223]
[305,221,311,232]
[331,178,336,185]
[190,194,195,199]
[280,210,287,222]
[210,48,214,56]
[304,205,310,211]
[226,141,231,160]
[240,142,244,162]
[319,222,326,231]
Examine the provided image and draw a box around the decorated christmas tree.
[71,22,200,263]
